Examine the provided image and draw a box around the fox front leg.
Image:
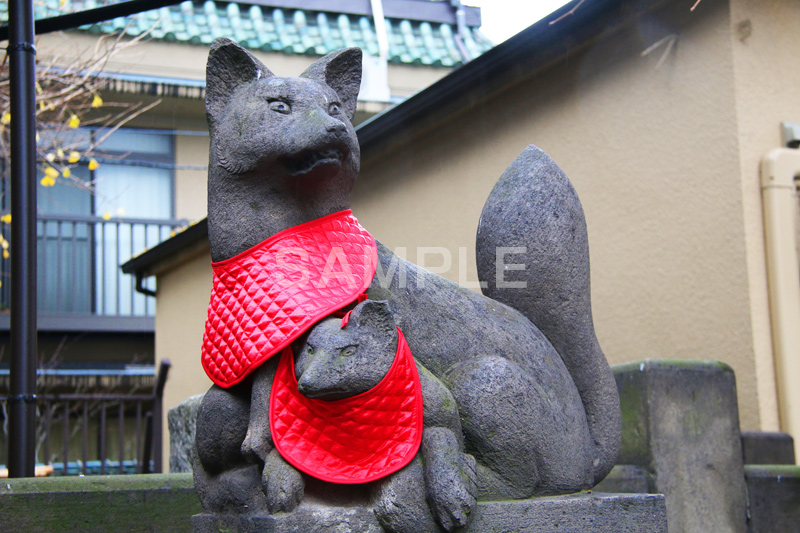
[193,384,268,514]
[241,357,279,463]
[417,365,478,531]
[240,357,305,513]
[262,448,305,513]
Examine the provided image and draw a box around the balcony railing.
[0,360,170,475]
[0,214,187,321]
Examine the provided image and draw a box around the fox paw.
[422,429,478,531]
[262,449,305,513]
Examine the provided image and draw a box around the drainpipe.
[370,0,389,62]
[761,146,800,458]
[363,0,390,102]
[450,0,471,63]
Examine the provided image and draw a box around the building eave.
[121,218,209,278]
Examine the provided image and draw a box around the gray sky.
[466,0,572,43]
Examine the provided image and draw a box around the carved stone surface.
[192,493,668,533]
[193,37,623,531]
[169,393,204,473]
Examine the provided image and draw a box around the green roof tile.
[0,0,493,67]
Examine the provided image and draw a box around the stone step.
[745,465,800,533]
[741,431,796,465]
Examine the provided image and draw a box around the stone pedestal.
[192,492,667,532]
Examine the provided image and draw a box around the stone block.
[614,359,747,533]
[741,431,796,465]
[0,473,201,532]
[745,465,800,533]
[169,393,205,473]
[193,492,667,532]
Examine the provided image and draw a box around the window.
[3,128,181,318]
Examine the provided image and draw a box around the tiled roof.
[8,0,494,67]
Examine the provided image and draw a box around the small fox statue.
[193,38,621,532]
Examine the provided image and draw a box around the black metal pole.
[0,0,186,42]
[7,0,38,478]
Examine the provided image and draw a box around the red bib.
[202,210,378,387]
[270,329,423,484]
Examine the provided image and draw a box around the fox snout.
[326,120,346,133]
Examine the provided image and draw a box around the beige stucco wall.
[175,133,211,221]
[154,248,214,462]
[353,0,779,432]
[728,0,800,436]
[37,32,451,101]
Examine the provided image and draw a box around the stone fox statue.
[194,37,621,527]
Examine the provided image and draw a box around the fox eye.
[328,103,341,116]
[339,345,357,356]
[269,100,291,114]
[305,345,315,355]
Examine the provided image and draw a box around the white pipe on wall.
[761,148,800,461]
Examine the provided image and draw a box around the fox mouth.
[286,148,345,175]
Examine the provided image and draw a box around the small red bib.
[270,329,423,484]
[202,210,378,387]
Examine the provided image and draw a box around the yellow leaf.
[36,133,40,143]
[1,112,11,125]
[91,95,103,108]
[116,208,126,216]
[35,83,42,95]
[0,214,10,224]
[56,148,65,158]
[2,250,8,259]
[1,240,8,250]
[40,176,56,187]
[62,168,71,178]
[102,212,111,221]
[68,115,80,129]
[68,151,80,163]
[44,167,59,179]
[45,152,56,162]
[88,158,99,171]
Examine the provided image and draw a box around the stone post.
[614,360,747,533]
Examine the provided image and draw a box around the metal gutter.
[121,218,209,279]
[0,0,185,41]
[241,0,482,26]
[760,148,800,455]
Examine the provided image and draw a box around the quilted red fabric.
[202,210,378,387]
[270,328,423,484]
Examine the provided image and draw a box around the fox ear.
[347,300,394,336]
[206,38,274,124]
[301,48,362,121]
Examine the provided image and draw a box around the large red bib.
[202,210,378,387]
[270,329,423,484]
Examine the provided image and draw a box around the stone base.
[192,492,667,532]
